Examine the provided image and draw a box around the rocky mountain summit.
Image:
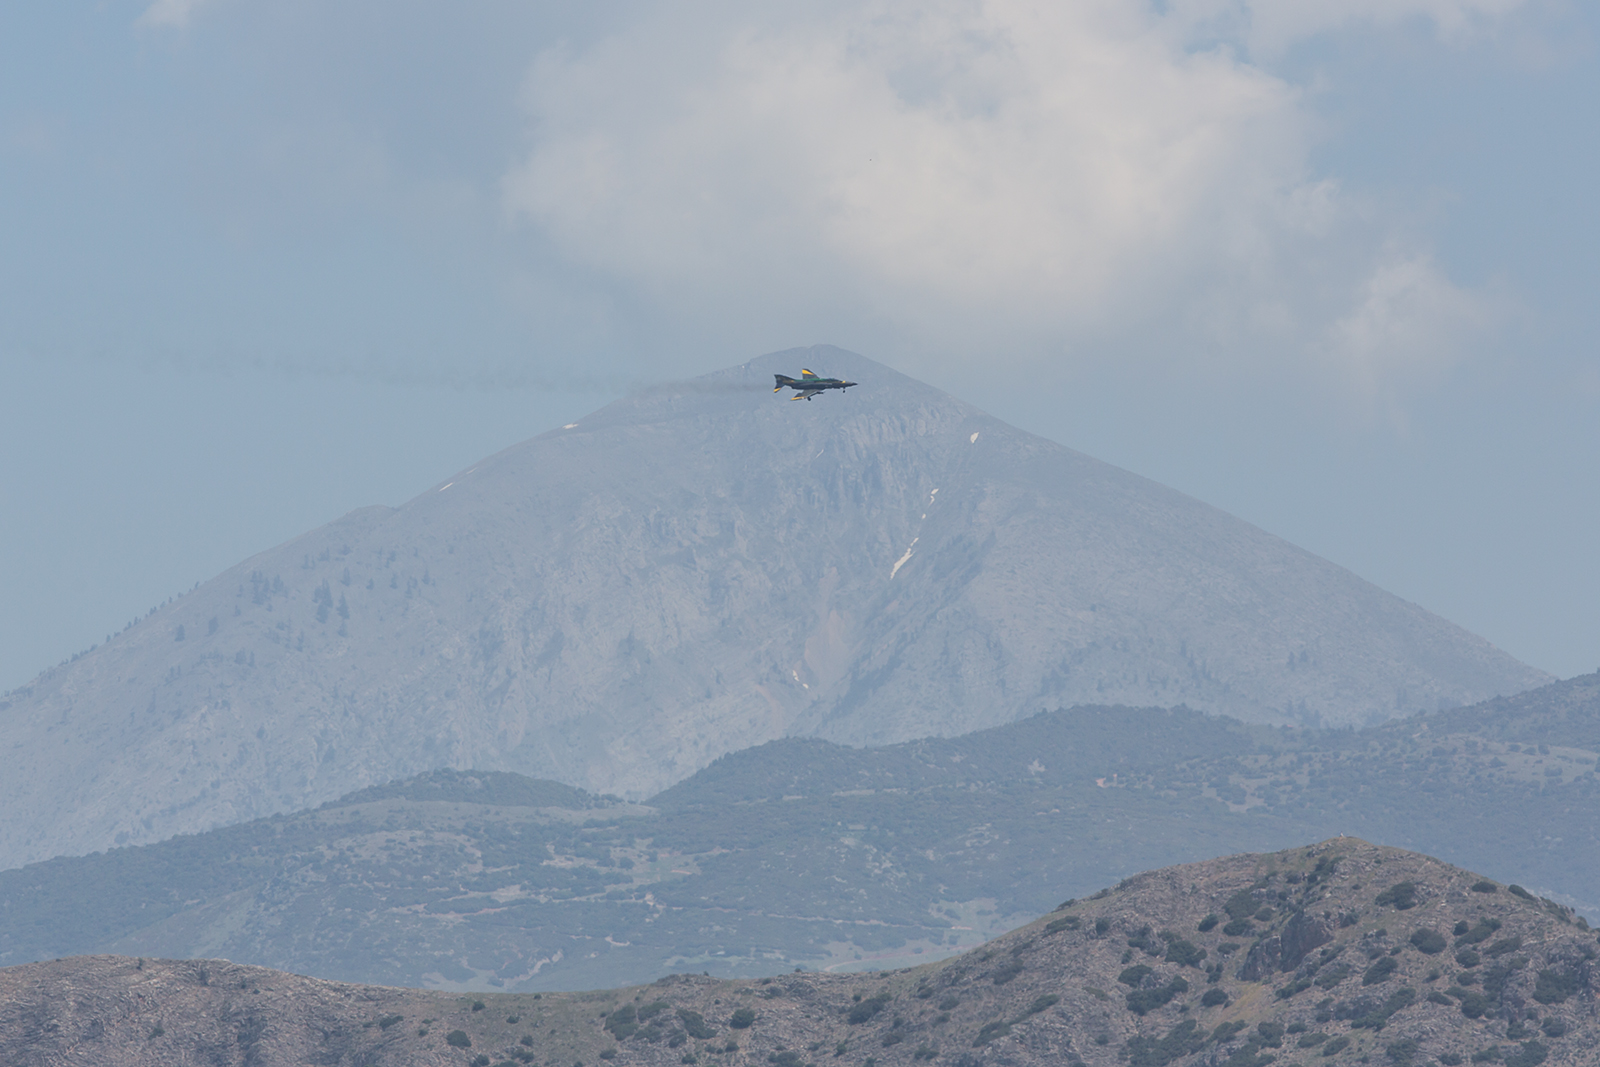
[0,347,1546,868]
[3,841,1596,1067]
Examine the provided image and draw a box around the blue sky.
[1,0,1596,691]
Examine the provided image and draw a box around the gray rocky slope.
[0,347,1546,868]
[5,841,1599,1067]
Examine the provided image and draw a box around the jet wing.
[790,389,822,401]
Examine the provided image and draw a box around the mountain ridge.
[4,840,1597,1067]
[0,346,1546,869]
[5,673,1597,991]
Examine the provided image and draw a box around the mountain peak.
[0,347,1546,868]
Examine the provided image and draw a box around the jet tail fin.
[774,374,799,392]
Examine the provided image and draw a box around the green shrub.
[1376,882,1419,910]
[729,1008,756,1030]
[1485,937,1523,958]
[1046,916,1080,934]
[1198,914,1219,933]
[1410,929,1446,954]
[1457,991,1490,1018]
[1256,1021,1285,1047]
[1471,880,1499,894]
[638,1001,669,1022]
[1363,957,1399,985]
[446,1030,472,1048]
[1126,977,1188,1016]
[1386,1038,1420,1065]
[991,960,1023,985]
[1351,987,1417,1029]
[1211,1020,1247,1042]
[1119,964,1153,987]
[472,1000,486,1012]
[1224,890,1258,921]
[973,1021,1011,1047]
[1315,964,1351,989]
[1533,969,1577,1004]
[1127,925,1160,954]
[1020,994,1060,1018]
[1297,1032,1329,1047]
[1504,1042,1549,1067]
[1200,988,1228,1007]
[1456,949,1481,968]
[1322,1035,1352,1055]
[604,1006,638,1039]
[678,1009,716,1039]
[1456,919,1502,946]
[1508,885,1535,901]
[1222,919,1253,937]
[1123,1019,1203,1066]
[1165,939,1207,967]
[848,994,890,1024]
[1095,918,1111,935]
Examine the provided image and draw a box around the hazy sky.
[2,0,1596,693]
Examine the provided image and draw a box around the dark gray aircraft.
[773,369,858,400]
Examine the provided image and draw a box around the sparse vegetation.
[1410,929,1446,954]
[1375,882,1419,910]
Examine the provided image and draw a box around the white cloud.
[138,0,214,30]
[502,0,1523,392]
[1327,250,1506,408]
[1178,0,1532,55]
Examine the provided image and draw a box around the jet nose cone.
[843,381,857,387]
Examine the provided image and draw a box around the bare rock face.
[1238,912,1335,979]
[5,841,1600,1067]
[1279,910,1335,970]
[1238,935,1282,981]
[0,348,1547,868]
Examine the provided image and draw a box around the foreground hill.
[5,675,1597,991]
[3,841,1596,1067]
[0,346,1545,869]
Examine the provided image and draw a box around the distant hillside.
[0,346,1546,869]
[4,676,1597,991]
[4,841,1597,1067]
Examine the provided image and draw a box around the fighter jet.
[773,369,857,400]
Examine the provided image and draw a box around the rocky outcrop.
[1279,910,1336,970]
